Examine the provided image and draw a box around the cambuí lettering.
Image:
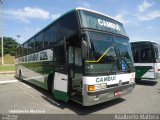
[98,19,120,31]
[40,51,48,60]
[96,76,116,83]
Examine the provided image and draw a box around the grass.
[0,65,15,71]
[0,54,15,64]
[0,54,15,71]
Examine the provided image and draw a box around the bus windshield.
[131,42,152,63]
[85,31,134,74]
[131,42,160,63]
[114,36,134,71]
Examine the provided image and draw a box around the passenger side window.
[23,43,28,55]
[44,24,58,48]
[21,45,24,56]
[58,12,78,40]
[54,41,66,72]
[36,32,44,50]
[28,38,35,54]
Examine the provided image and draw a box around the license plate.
[114,91,122,96]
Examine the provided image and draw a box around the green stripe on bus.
[54,90,68,102]
[135,66,152,79]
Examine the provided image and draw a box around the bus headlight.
[88,84,107,91]
[101,83,107,89]
[95,84,101,90]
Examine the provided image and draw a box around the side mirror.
[82,40,88,59]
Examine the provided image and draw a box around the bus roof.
[18,7,122,47]
[131,40,159,45]
[17,8,76,48]
[75,7,121,24]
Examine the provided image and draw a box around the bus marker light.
[88,85,94,91]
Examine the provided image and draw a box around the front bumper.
[83,83,135,106]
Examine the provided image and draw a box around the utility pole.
[0,0,3,66]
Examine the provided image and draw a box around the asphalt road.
[0,75,160,114]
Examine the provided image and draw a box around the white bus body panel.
[54,72,68,92]
[155,63,160,79]
[82,72,135,106]
[134,63,160,79]
[83,73,135,85]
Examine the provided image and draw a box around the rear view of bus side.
[131,41,160,81]
[15,8,135,106]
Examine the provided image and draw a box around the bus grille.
[107,81,129,88]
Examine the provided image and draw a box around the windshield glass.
[114,37,135,71]
[153,43,160,62]
[131,42,154,63]
[85,31,134,74]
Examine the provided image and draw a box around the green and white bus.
[131,41,160,81]
[15,8,135,106]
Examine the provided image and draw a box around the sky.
[2,0,160,44]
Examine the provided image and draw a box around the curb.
[0,71,15,74]
[0,80,18,84]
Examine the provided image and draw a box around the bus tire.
[47,74,54,93]
[19,70,23,81]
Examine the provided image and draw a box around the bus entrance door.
[67,39,83,104]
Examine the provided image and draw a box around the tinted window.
[54,41,65,72]
[114,37,134,71]
[79,10,127,36]
[85,31,118,73]
[44,12,78,48]
[21,45,24,56]
[131,42,153,63]
[28,38,35,54]
[44,24,58,47]
[19,46,22,56]
[36,32,44,50]
[153,43,160,62]
[16,47,20,57]
[58,12,78,40]
[23,42,28,55]
[140,47,153,63]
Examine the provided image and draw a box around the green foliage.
[0,37,19,56]
[0,65,15,71]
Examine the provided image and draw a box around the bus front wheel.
[47,74,54,93]
[19,70,23,81]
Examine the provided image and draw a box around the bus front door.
[67,39,83,104]
[53,41,69,102]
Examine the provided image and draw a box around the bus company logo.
[40,51,48,60]
[18,50,51,63]
[96,76,116,83]
[97,19,120,31]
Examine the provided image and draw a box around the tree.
[0,37,20,56]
